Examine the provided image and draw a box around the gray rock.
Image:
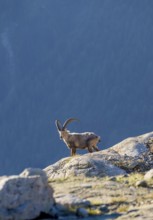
[110,132,153,157]
[145,137,153,153]
[55,194,90,207]
[144,169,153,181]
[45,132,153,181]
[55,203,71,215]
[20,167,47,179]
[135,180,148,187]
[0,168,54,220]
[109,176,117,181]
[45,154,126,180]
[99,204,109,213]
[76,207,88,217]
[49,206,59,218]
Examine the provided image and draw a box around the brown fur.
[55,119,101,156]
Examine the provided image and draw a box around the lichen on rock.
[45,154,126,181]
[0,168,54,220]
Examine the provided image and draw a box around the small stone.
[76,208,88,217]
[135,180,148,187]
[123,174,129,178]
[55,204,70,215]
[109,177,116,181]
[99,204,109,213]
[130,186,136,191]
[144,169,153,181]
[49,206,59,218]
[124,180,129,184]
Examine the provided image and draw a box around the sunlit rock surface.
[0,168,54,220]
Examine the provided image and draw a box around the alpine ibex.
[55,118,101,156]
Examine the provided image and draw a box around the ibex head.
[55,118,79,140]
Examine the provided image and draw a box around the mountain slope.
[0,0,153,174]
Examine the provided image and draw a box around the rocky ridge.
[45,131,153,219]
[45,132,153,180]
[0,132,153,219]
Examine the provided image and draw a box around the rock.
[44,132,153,180]
[110,131,153,157]
[0,168,54,220]
[145,137,153,153]
[109,176,117,181]
[55,194,90,207]
[45,154,126,180]
[96,132,153,173]
[20,167,47,179]
[48,206,59,218]
[135,180,148,187]
[55,203,71,216]
[76,207,88,217]
[99,204,109,213]
[144,169,153,181]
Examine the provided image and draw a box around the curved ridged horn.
[55,120,62,131]
[63,118,79,130]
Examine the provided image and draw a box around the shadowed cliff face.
[0,1,153,175]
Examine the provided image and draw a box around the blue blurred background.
[0,0,153,175]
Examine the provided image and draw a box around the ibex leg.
[71,148,76,156]
[92,146,99,151]
[87,147,94,153]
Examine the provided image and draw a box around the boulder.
[96,148,153,173]
[110,131,153,157]
[45,132,153,179]
[0,168,54,220]
[45,154,126,180]
[144,169,153,181]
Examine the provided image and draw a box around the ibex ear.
[55,120,62,131]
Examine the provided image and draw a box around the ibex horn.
[55,120,63,131]
[63,118,79,130]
